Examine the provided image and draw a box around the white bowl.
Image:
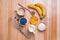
[38,23,46,31]
[16,8,25,16]
[28,24,35,33]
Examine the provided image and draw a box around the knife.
[10,17,30,39]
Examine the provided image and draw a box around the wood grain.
[57,0,60,40]
[0,0,58,40]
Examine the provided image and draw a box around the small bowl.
[19,17,27,26]
[16,8,25,16]
[28,24,35,34]
[38,22,46,31]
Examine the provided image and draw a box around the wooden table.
[0,0,59,40]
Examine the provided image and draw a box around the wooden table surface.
[0,0,60,40]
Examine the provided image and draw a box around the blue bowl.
[19,17,27,26]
